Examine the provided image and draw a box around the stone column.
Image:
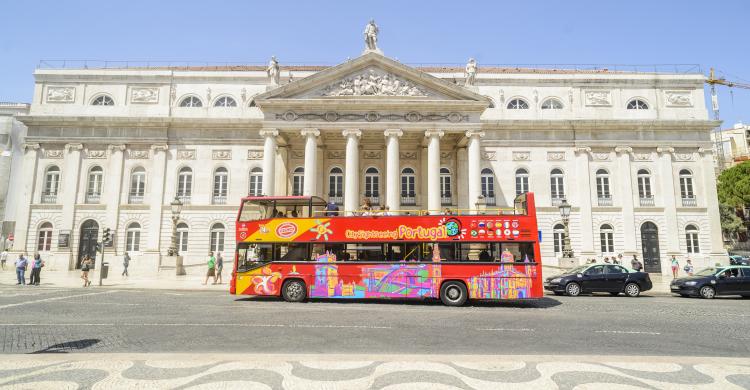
[574,147,595,257]
[301,128,320,196]
[425,130,444,212]
[146,145,168,253]
[615,146,637,255]
[384,129,403,212]
[657,146,680,256]
[10,143,40,252]
[104,145,126,238]
[456,147,469,209]
[699,147,727,262]
[260,129,278,196]
[466,130,485,212]
[342,129,362,215]
[60,142,83,229]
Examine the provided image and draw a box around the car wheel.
[699,285,715,299]
[624,283,641,297]
[281,279,307,303]
[565,282,581,297]
[609,292,619,296]
[440,281,468,306]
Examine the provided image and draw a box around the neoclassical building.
[11,45,725,275]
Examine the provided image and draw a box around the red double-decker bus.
[230,193,543,306]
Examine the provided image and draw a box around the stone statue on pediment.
[267,56,280,86]
[364,19,379,52]
[465,58,477,87]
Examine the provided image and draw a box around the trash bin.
[100,262,109,279]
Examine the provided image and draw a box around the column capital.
[150,144,169,152]
[573,146,592,154]
[259,128,279,138]
[64,143,83,152]
[22,143,40,152]
[384,129,403,138]
[656,146,675,154]
[342,129,362,138]
[465,130,485,139]
[300,128,320,137]
[425,130,445,138]
[614,146,633,155]
[107,144,127,152]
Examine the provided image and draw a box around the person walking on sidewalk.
[683,259,694,276]
[215,252,224,284]
[670,255,680,278]
[81,256,93,287]
[122,252,130,277]
[15,253,28,285]
[631,255,644,272]
[29,253,43,286]
[203,252,216,285]
[1,249,8,270]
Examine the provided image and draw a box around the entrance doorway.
[640,222,661,273]
[77,219,99,269]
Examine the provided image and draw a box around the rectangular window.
[210,231,225,253]
[293,175,304,196]
[516,176,528,196]
[214,175,228,197]
[686,233,700,253]
[638,177,651,198]
[600,232,614,253]
[177,231,188,252]
[178,174,192,196]
[130,175,145,196]
[680,178,694,198]
[597,177,610,198]
[550,177,564,199]
[126,231,140,252]
[37,231,52,251]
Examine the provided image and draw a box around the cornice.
[480,119,719,131]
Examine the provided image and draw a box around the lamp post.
[558,198,574,260]
[169,196,185,275]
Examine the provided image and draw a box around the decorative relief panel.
[46,87,75,103]
[44,149,64,159]
[633,152,653,161]
[247,150,263,160]
[512,151,530,161]
[277,110,467,123]
[177,149,196,160]
[547,151,566,161]
[128,150,149,159]
[86,149,107,159]
[317,68,430,97]
[664,90,692,107]
[400,151,417,160]
[291,151,305,159]
[593,152,611,161]
[130,87,159,104]
[212,150,232,160]
[674,152,695,161]
[440,152,452,160]
[481,151,497,161]
[363,151,382,159]
[327,151,345,159]
[584,90,611,106]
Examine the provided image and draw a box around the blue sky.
[1,0,748,128]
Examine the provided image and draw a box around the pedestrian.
[215,252,224,284]
[29,253,43,286]
[603,256,611,263]
[203,251,216,285]
[15,253,28,285]
[670,255,680,278]
[631,255,643,272]
[80,256,93,287]
[614,254,621,265]
[324,199,340,217]
[0,248,8,270]
[122,252,130,277]
[683,259,694,276]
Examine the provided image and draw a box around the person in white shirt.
[0,249,8,270]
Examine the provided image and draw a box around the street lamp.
[558,198,574,259]
[169,196,186,275]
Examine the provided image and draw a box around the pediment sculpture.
[319,68,429,97]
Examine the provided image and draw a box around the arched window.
[637,169,652,201]
[213,96,237,107]
[177,167,193,203]
[179,96,203,107]
[515,168,529,196]
[679,169,695,206]
[86,166,104,203]
[481,168,496,205]
[213,167,228,204]
[42,166,61,203]
[248,167,263,196]
[540,98,563,110]
[292,167,304,196]
[91,95,114,106]
[129,167,146,204]
[440,167,452,205]
[328,167,343,204]
[125,222,141,252]
[210,223,225,253]
[401,167,416,205]
[550,168,565,203]
[507,98,529,109]
[176,222,189,253]
[553,223,566,255]
[626,99,649,110]
[37,222,53,251]
[595,169,611,206]
[600,224,615,254]
[685,224,700,253]
[364,167,380,204]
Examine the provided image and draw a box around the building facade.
[12,49,726,274]
[712,122,750,169]
[0,102,30,251]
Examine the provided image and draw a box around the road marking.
[0,290,118,310]
[477,328,535,332]
[595,330,661,335]
[0,323,393,329]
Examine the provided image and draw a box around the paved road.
[0,284,748,357]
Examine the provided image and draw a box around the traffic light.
[103,228,111,245]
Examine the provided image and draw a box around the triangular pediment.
[254,52,489,105]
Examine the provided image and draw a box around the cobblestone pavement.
[0,354,749,389]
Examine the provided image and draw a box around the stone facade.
[0,103,29,251]
[11,51,725,274]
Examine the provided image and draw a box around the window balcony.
[41,193,57,204]
[328,194,343,205]
[364,193,380,205]
[441,193,452,206]
[401,194,416,206]
[682,197,697,207]
[85,193,101,204]
[483,193,496,206]
[597,196,613,207]
[177,195,191,205]
[212,195,227,205]
[552,197,564,206]
[128,194,144,204]
[639,196,655,207]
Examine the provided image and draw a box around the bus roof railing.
[312,207,524,216]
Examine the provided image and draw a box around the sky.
[1,0,748,128]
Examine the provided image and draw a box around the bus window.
[500,242,535,262]
[237,243,272,271]
[438,243,455,262]
[278,243,309,261]
[345,244,384,262]
[239,201,265,221]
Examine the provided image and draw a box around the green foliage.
[717,161,750,208]
[719,203,746,238]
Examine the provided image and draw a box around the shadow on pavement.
[31,339,101,354]
[235,296,562,309]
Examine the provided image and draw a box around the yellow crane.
[706,68,750,171]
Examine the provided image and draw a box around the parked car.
[544,264,653,297]
[671,266,750,299]
[729,255,750,266]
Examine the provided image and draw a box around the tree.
[720,203,746,241]
[717,161,750,208]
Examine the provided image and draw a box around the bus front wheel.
[282,279,307,303]
[440,281,468,306]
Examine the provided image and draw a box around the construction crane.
[705,68,750,171]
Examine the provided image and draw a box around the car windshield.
[567,266,589,274]
[695,267,723,276]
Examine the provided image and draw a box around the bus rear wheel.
[440,281,468,306]
[282,279,307,303]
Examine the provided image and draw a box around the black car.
[544,264,653,297]
[671,266,750,299]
